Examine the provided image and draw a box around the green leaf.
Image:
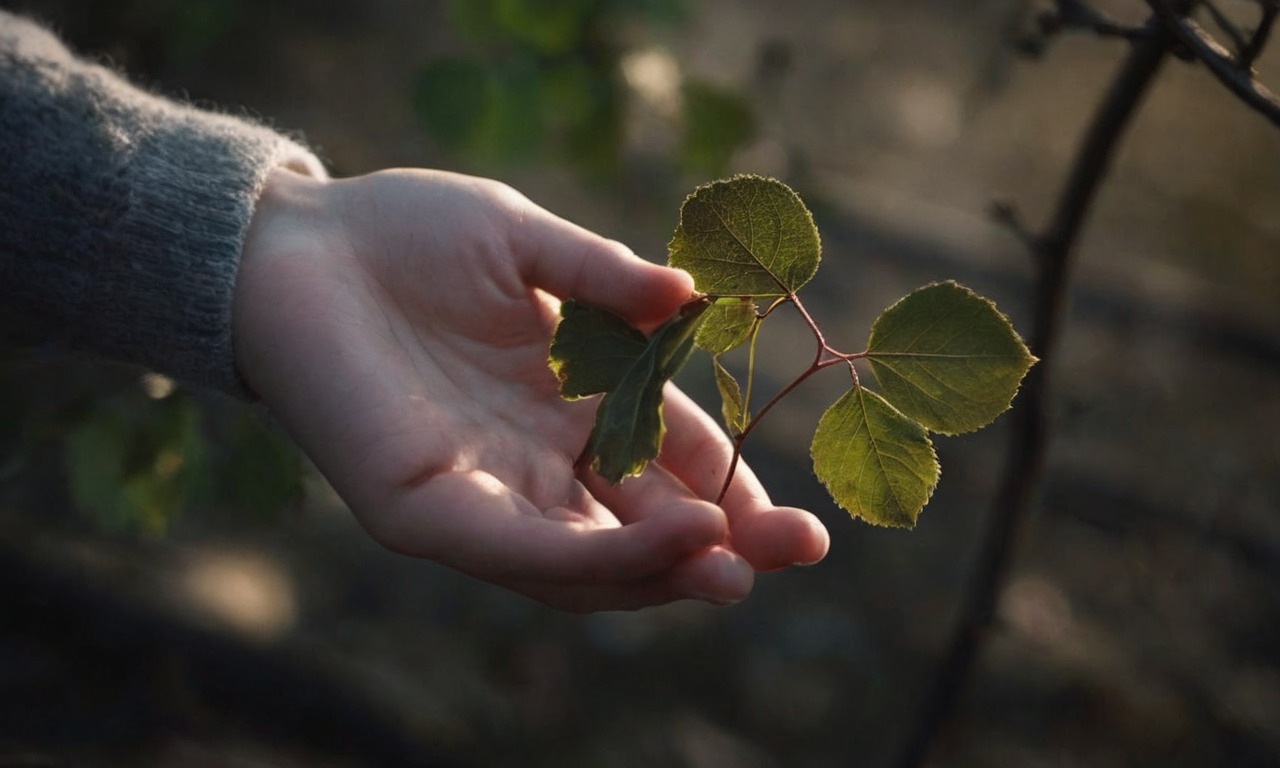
[681,81,756,176]
[712,357,748,435]
[668,175,821,297]
[414,57,494,154]
[695,297,758,354]
[553,65,624,177]
[494,0,594,56]
[549,300,650,399]
[866,281,1037,435]
[65,392,205,535]
[446,0,505,45]
[584,299,711,483]
[220,412,303,518]
[414,56,548,168]
[811,386,939,528]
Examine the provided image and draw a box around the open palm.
[234,168,828,612]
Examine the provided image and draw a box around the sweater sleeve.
[0,12,327,397]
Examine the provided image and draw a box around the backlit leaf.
[549,300,649,399]
[866,281,1037,435]
[695,297,757,355]
[668,175,821,297]
[811,386,939,528]
[579,299,711,483]
[712,357,748,435]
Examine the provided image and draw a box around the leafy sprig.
[549,175,1036,528]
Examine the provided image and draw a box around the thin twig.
[989,199,1042,255]
[1240,0,1280,68]
[889,17,1174,768]
[1051,0,1152,39]
[1016,0,1151,57]
[1202,0,1250,57]
[714,294,854,503]
[1147,0,1280,125]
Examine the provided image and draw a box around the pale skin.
[233,167,830,613]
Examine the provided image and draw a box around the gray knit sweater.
[0,12,326,396]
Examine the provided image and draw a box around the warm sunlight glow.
[141,372,176,399]
[999,575,1074,647]
[178,549,298,641]
[622,47,682,116]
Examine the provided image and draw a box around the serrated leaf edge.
[810,385,940,529]
[668,173,822,297]
[865,280,1038,436]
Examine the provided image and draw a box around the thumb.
[507,198,695,326]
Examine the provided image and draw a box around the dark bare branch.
[1051,0,1151,39]
[890,17,1174,768]
[1147,0,1280,126]
[1202,0,1250,57]
[1240,0,1280,68]
[988,199,1041,255]
[1017,0,1151,56]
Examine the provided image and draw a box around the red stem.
[714,294,860,503]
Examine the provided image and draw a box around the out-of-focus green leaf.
[541,60,600,130]
[551,63,624,176]
[603,0,688,24]
[495,0,597,56]
[414,57,494,154]
[681,80,755,176]
[695,296,758,355]
[811,385,938,528]
[479,59,546,166]
[432,0,692,177]
[416,56,548,168]
[447,0,506,45]
[668,175,821,297]
[220,412,302,518]
[65,392,205,535]
[867,281,1037,435]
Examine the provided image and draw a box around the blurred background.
[1,0,1279,766]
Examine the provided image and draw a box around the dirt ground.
[2,1,1279,766]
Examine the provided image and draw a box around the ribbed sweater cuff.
[0,13,327,398]
[105,107,327,397]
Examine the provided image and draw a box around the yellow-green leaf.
[695,297,758,354]
[668,175,821,297]
[866,281,1037,435]
[712,356,748,435]
[811,386,939,528]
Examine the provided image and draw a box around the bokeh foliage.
[414,0,754,176]
[0,361,301,535]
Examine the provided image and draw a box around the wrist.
[233,167,334,399]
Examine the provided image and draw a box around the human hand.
[233,168,829,612]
